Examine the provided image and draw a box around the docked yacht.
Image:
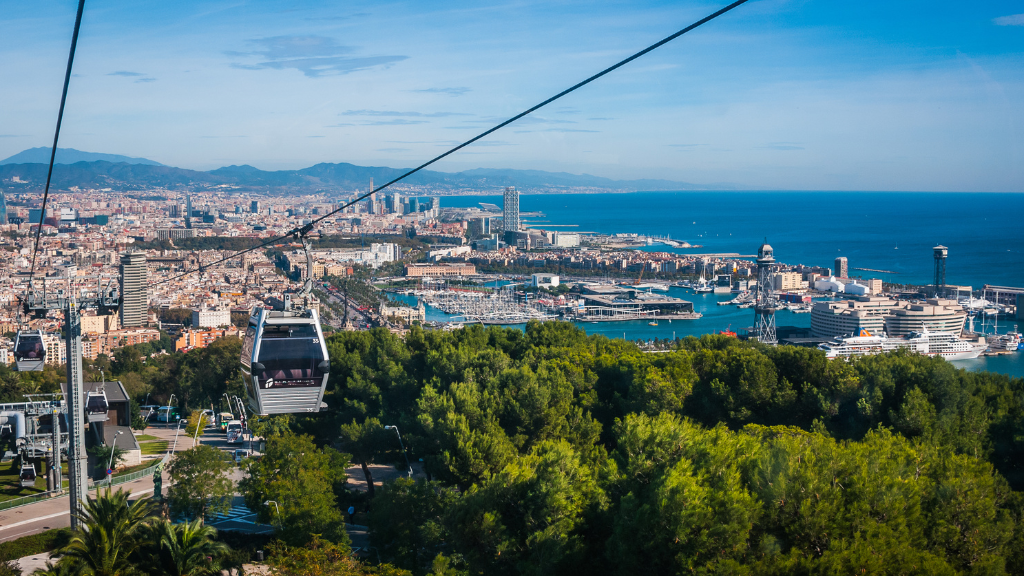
[819,329,986,360]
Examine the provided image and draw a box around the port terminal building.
[576,284,696,320]
[811,296,967,339]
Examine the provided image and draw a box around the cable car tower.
[22,278,120,528]
[753,240,777,345]
[933,245,947,297]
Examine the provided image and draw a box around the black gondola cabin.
[241,306,329,415]
[13,330,46,372]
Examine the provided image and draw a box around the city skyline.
[1,1,1022,192]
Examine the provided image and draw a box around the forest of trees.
[319,322,1024,575]
[9,321,1024,574]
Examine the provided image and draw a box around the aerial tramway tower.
[753,241,777,344]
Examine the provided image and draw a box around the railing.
[0,489,64,512]
[92,455,169,490]
[0,455,169,512]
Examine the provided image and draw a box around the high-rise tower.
[185,194,193,229]
[119,251,148,328]
[933,245,947,296]
[0,190,7,225]
[754,241,777,344]
[368,178,377,214]
[834,256,848,278]
[503,186,520,232]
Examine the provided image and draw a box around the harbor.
[388,279,1024,378]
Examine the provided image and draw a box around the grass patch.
[140,441,169,455]
[134,434,161,442]
[0,528,71,558]
[0,462,69,502]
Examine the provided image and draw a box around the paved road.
[0,422,249,544]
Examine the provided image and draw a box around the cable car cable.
[148,0,750,288]
[28,0,88,285]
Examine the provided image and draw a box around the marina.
[391,283,1024,378]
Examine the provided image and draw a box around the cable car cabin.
[86,390,109,423]
[241,307,329,415]
[19,461,36,488]
[13,330,46,372]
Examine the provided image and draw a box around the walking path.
[5,422,404,572]
[0,422,201,544]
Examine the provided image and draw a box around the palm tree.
[56,487,155,576]
[153,518,230,576]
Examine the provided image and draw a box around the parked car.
[140,405,160,422]
[226,420,244,444]
[233,449,250,464]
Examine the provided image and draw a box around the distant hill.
[0,147,164,166]
[0,157,733,193]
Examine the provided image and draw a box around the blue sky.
[1,0,1022,191]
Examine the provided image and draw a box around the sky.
[1,0,1022,191]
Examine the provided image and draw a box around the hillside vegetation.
[315,322,1024,575]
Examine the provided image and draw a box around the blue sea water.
[437,191,1024,288]
[404,191,1024,377]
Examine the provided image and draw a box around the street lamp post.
[192,412,206,446]
[384,425,413,478]
[170,419,187,454]
[105,430,124,485]
[264,500,282,528]
[166,394,177,427]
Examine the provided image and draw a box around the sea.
[403,191,1024,378]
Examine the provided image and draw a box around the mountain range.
[0,148,731,194]
[0,147,165,166]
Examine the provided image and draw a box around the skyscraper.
[834,256,848,278]
[0,190,7,225]
[368,178,377,214]
[185,194,193,229]
[503,186,520,232]
[251,200,260,213]
[119,251,148,328]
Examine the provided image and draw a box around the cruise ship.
[818,329,986,360]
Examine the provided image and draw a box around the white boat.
[989,332,1022,352]
[959,297,990,311]
[819,329,986,360]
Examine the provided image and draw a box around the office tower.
[834,256,848,278]
[392,193,403,215]
[251,200,260,213]
[410,198,420,213]
[119,251,148,328]
[503,186,520,232]
[185,194,192,229]
[169,204,181,218]
[0,190,7,225]
[368,178,377,214]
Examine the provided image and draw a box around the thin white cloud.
[341,110,471,118]
[408,87,471,96]
[993,14,1024,26]
[228,36,406,77]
